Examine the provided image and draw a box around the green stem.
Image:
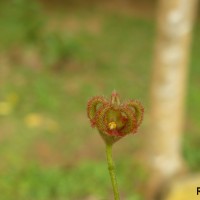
[106,144,120,200]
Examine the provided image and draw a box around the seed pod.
[87,91,144,145]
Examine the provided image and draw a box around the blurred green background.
[0,0,200,199]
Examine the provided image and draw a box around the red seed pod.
[87,91,144,145]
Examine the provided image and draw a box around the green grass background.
[0,0,200,199]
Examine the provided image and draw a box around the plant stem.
[106,144,120,200]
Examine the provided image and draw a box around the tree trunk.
[146,0,198,199]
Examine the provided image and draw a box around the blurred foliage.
[0,0,45,48]
[182,23,200,172]
[39,32,83,70]
[0,0,200,199]
[0,161,146,200]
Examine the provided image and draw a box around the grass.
[0,161,145,200]
[0,1,200,199]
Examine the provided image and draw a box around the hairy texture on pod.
[87,91,144,145]
[87,96,107,127]
[95,104,112,133]
[118,105,138,135]
[125,100,144,126]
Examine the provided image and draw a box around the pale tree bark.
[145,0,198,199]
